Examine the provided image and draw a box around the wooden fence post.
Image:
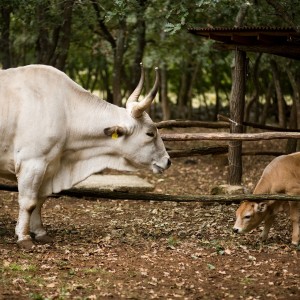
[228,49,246,185]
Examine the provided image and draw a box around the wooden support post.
[228,49,246,185]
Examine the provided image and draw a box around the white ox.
[0,64,171,249]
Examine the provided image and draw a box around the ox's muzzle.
[152,157,171,174]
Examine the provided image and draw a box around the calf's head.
[104,64,171,174]
[233,201,269,234]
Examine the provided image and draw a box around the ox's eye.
[244,215,251,220]
[146,132,155,138]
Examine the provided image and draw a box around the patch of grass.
[207,263,216,270]
[2,262,45,287]
[167,236,179,249]
[240,277,255,285]
[29,293,49,300]
[83,267,110,276]
[8,263,37,272]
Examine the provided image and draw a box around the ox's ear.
[104,126,127,139]
[256,202,268,213]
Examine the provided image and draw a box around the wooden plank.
[161,132,300,141]
[156,120,230,129]
[1,183,300,203]
[213,42,300,60]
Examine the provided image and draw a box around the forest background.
[1,0,300,125]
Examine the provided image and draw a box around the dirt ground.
[1,129,300,300]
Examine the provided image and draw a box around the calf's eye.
[244,215,251,219]
[146,132,155,137]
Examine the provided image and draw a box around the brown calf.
[233,152,300,245]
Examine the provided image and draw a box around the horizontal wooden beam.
[213,42,300,60]
[161,132,300,141]
[1,183,300,203]
[157,117,300,132]
[156,120,230,129]
[168,147,283,158]
[168,146,228,157]
[218,114,300,132]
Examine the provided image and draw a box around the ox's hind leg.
[15,159,47,249]
[30,197,53,244]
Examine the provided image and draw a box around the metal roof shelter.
[188,26,300,185]
[188,26,300,59]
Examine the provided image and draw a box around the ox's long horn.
[127,63,145,104]
[131,67,159,118]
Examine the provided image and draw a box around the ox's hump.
[1,64,88,96]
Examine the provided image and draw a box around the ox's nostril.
[167,159,171,167]
[233,228,239,234]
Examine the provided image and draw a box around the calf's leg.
[261,213,275,242]
[289,202,300,245]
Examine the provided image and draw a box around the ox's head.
[233,201,269,234]
[104,64,171,174]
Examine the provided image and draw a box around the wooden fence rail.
[1,183,300,203]
[161,132,300,141]
[156,120,230,129]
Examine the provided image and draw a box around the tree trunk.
[245,53,262,122]
[227,2,249,185]
[177,63,189,119]
[286,68,300,127]
[91,0,127,106]
[286,101,297,153]
[228,49,246,185]
[160,63,170,120]
[270,59,286,128]
[187,62,200,119]
[52,0,75,70]
[286,67,300,153]
[0,6,12,69]
[130,0,146,93]
[260,81,273,125]
[36,0,75,70]
[112,20,126,106]
[213,84,220,121]
[100,58,113,103]
[36,0,51,64]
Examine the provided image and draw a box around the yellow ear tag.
[112,131,119,140]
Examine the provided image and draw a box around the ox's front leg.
[15,160,47,249]
[30,197,53,244]
[16,195,38,249]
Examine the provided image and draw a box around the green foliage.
[1,0,300,118]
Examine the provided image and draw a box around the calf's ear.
[256,202,268,213]
[104,126,127,138]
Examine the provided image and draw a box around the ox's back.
[0,65,113,193]
[0,66,78,180]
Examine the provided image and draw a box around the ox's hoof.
[35,234,54,244]
[17,239,35,250]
